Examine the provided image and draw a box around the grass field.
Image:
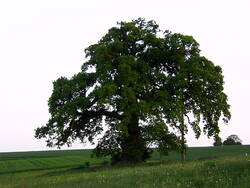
[0,145,250,187]
[0,149,109,174]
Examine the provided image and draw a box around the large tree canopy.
[35,18,230,163]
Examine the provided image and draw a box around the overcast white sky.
[0,0,250,152]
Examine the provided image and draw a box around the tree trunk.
[120,115,147,163]
[180,116,186,162]
[180,90,186,162]
[180,129,186,162]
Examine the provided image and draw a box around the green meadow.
[0,145,250,187]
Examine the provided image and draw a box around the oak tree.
[35,18,230,163]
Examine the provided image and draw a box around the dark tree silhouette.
[223,135,242,145]
[213,135,222,146]
[35,18,230,163]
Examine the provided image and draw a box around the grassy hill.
[151,145,250,161]
[0,145,250,187]
[0,145,250,174]
[0,149,108,174]
[0,155,249,187]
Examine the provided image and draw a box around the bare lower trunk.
[180,114,186,162]
[120,115,147,163]
[179,91,187,162]
[180,130,186,162]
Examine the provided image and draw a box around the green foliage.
[213,135,223,146]
[223,135,242,145]
[84,161,90,167]
[143,120,182,156]
[35,18,230,163]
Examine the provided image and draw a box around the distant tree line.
[214,134,242,146]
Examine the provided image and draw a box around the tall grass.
[0,155,249,188]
